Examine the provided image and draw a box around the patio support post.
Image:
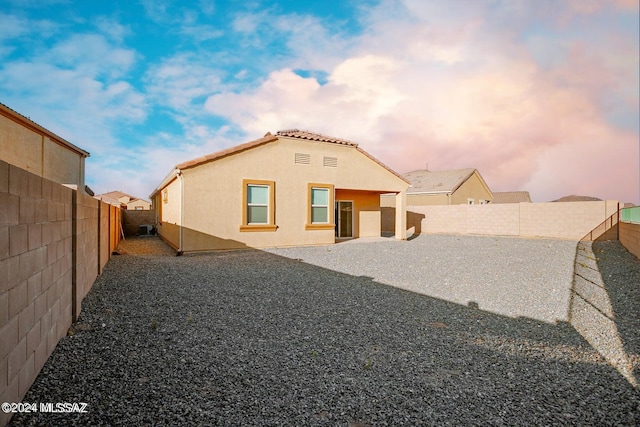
[395,190,407,240]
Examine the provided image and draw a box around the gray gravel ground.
[8,235,640,426]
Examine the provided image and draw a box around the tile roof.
[177,132,279,170]
[276,129,358,147]
[492,191,532,204]
[403,168,477,193]
[0,102,90,157]
[153,130,408,196]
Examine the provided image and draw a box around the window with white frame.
[306,183,334,230]
[241,179,276,231]
[247,184,269,224]
[311,187,329,223]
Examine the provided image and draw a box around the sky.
[0,0,638,203]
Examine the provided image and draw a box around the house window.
[163,189,168,204]
[312,188,329,223]
[241,180,276,231]
[306,183,334,230]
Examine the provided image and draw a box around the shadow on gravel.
[596,241,640,376]
[10,248,640,426]
[570,240,640,387]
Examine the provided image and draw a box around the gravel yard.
[8,235,640,426]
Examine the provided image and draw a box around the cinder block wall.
[1,160,121,426]
[1,161,73,425]
[72,192,99,321]
[122,209,156,237]
[383,200,620,241]
[99,204,113,273]
[620,222,640,259]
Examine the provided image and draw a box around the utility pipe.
[177,169,184,256]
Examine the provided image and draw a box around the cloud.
[145,54,223,110]
[0,14,147,181]
[94,16,132,43]
[45,34,136,78]
[203,0,638,203]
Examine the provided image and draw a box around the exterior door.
[336,201,353,238]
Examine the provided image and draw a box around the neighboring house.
[492,191,532,204]
[0,102,89,189]
[150,129,410,252]
[98,190,152,210]
[382,168,493,207]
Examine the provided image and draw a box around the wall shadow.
[157,222,252,253]
[569,240,639,386]
[381,207,425,240]
[593,241,640,379]
[11,245,639,426]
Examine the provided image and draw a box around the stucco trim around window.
[240,179,277,232]
[306,183,335,231]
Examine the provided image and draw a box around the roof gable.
[174,129,408,183]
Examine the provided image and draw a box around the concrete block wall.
[99,204,112,274]
[1,160,121,426]
[387,200,620,241]
[466,203,520,236]
[419,205,468,234]
[1,161,73,426]
[519,201,619,240]
[72,192,99,321]
[620,222,640,259]
[122,209,156,237]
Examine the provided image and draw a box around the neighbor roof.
[403,168,478,194]
[0,102,90,157]
[98,191,149,205]
[492,191,532,204]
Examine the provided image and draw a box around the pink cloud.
[204,0,639,204]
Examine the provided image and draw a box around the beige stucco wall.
[449,171,492,205]
[0,114,85,189]
[127,199,151,210]
[335,189,383,238]
[156,137,407,251]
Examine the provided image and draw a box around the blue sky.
[0,0,638,203]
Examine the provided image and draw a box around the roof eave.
[0,103,90,158]
[176,133,279,170]
[149,167,180,199]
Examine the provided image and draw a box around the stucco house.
[98,190,152,210]
[0,102,89,190]
[150,129,409,252]
[382,168,493,207]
